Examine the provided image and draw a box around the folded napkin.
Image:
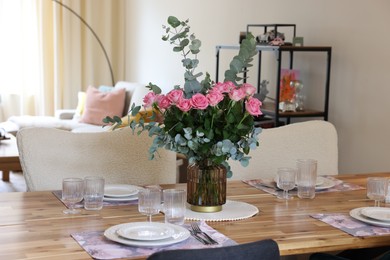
[52,190,138,208]
[311,213,390,237]
[243,176,364,197]
[71,221,237,260]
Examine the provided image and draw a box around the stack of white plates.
[315,177,336,190]
[350,207,390,227]
[273,176,336,190]
[104,222,190,247]
[103,184,142,202]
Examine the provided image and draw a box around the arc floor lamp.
[52,0,115,86]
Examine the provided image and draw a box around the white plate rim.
[104,184,142,197]
[116,222,175,241]
[103,194,138,202]
[274,176,325,187]
[350,207,390,227]
[315,178,336,190]
[360,207,390,222]
[104,222,190,247]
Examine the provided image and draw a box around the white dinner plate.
[116,222,175,241]
[103,194,138,202]
[273,176,327,188]
[315,177,336,190]
[350,207,390,228]
[104,184,141,197]
[360,207,390,222]
[104,222,190,247]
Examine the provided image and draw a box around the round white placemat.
[185,200,259,222]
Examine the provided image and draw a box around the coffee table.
[0,134,22,181]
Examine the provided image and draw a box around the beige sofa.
[0,81,149,135]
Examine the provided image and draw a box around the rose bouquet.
[104,16,262,177]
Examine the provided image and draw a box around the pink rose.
[156,95,171,110]
[241,83,256,96]
[190,93,209,110]
[166,89,184,104]
[229,87,246,101]
[245,97,262,116]
[143,92,157,108]
[213,81,234,93]
[177,98,192,112]
[206,91,224,106]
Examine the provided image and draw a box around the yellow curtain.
[0,0,125,118]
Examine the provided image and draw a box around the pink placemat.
[52,190,138,208]
[71,221,237,260]
[243,176,364,197]
[311,213,390,237]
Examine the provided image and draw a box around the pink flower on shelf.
[166,89,184,104]
[229,87,246,101]
[190,93,209,110]
[143,92,157,108]
[176,98,192,112]
[242,83,256,96]
[156,95,171,110]
[213,81,234,93]
[245,97,262,116]
[206,91,224,106]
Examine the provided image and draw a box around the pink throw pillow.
[80,86,126,125]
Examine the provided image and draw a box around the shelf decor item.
[279,69,300,112]
[104,16,262,212]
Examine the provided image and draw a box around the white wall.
[124,0,390,174]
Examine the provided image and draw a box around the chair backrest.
[229,120,338,180]
[147,239,280,260]
[17,127,177,191]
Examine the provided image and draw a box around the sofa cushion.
[80,86,126,126]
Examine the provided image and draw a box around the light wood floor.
[0,171,26,192]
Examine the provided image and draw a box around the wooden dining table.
[0,172,389,259]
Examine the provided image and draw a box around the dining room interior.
[0,0,389,260]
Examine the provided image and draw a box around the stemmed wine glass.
[367,177,388,207]
[62,178,84,214]
[138,188,161,222]
[276,167,296,200]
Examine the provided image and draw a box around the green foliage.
[224,33,257,85]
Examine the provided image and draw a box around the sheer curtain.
[0,0,125,121]
[0,0,41,121]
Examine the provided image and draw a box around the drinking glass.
[62,178,84,214]
[138,188,161,222]
[367,177,388,207]
[296,159,317,199]
[276,167,296,200]
[163,189,186,225]
[84,176,105,210]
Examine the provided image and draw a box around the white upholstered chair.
[17,127,177,191]
[229,120,338,180]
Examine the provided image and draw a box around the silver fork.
[191,222,218,245]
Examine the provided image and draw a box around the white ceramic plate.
[360,207,390,222]
[103,194,138,202]
[104,222,190,247]
[350,207,390,228]
[104,184,141,197]
[274,176,325,187]
[116,222,175,241]
[315,177,336,190]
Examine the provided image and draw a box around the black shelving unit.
[215,44,332,126]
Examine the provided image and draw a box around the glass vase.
[186,159,227,213]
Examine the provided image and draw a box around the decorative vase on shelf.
[186,160,227,213]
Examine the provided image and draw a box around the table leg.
[2,170,10,182]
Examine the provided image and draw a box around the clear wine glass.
[367,177,388,207]
[276,167,296,200]
[138,188,161,222]
[62,178,84,214]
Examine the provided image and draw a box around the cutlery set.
[189,223,218,245]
